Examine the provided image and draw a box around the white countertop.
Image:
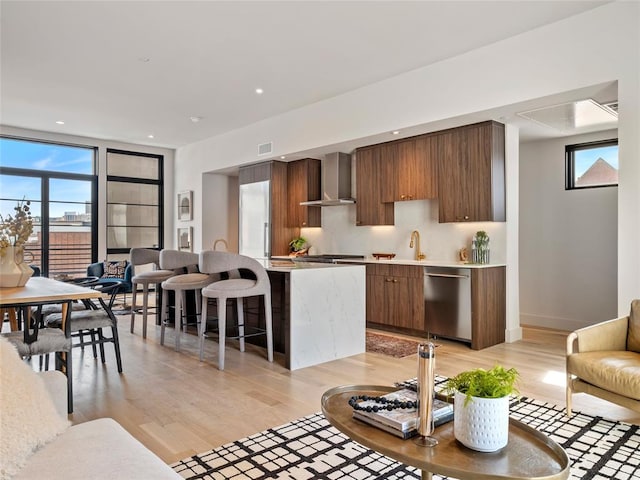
[338,258,506,269]
[269,256,504,269]
[257,258,366,273]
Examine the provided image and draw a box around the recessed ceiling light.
[392,130,400,135]
[56,121,65,125]
[148,134,154,139]
[190,116,202,123]
[255,88,264,95]
[280,156,286,159]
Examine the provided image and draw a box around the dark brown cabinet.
[381,136,438,203]
[366,263,424,332]
[355,146,394,226]
[437,121,505,223]
[287,158,321,228]
[471,267,506,350]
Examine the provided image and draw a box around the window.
[0,137,97,277]
[565,139,618,190]
[106,149,163,260]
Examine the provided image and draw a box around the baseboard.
[505,326,523,343]
[519,313,589,332]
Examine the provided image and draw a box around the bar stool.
[129,248,175,339]
[198,251,273,370]
[159,250,214,351]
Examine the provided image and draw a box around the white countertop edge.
[267,257,505,269]
[338,259,506,268]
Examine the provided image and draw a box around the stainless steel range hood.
[300,152,355,206]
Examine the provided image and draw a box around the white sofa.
[0,337,181,480]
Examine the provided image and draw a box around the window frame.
[106,148,164,258]
[565,138,618,190]
[0,135,98,277]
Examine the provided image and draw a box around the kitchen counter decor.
[471,231,490,264]
[372,253,396,260]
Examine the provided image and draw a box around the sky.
[0,138,94,218]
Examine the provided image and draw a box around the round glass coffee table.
[321,385,569,480]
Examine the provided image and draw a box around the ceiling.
[1,1,615,151]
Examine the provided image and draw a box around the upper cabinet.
[381,136,438,203]
[436,121,505,223]
[355,146,394,226]
[287,158,321,228]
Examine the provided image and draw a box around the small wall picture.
[178,227,192,252]
[177,190,193,221]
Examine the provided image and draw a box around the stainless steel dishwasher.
[424,267,471,343]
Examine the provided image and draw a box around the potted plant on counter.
[445,365,519,452]
[288,236,310,256]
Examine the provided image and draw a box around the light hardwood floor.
[53,319,640,464]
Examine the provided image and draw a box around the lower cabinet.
[366,263,506,350]
[470,267,506,350]
[366,264,424,332]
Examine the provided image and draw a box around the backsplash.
[300,199,506,263]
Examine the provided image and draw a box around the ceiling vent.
[602,101,618,114]
[257,141,273,156]
[517,98,618,133]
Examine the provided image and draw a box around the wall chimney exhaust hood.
[300,152,355,206]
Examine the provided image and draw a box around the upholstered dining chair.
[129,248,175,339]
[159,250,215,351]
[2,302,74,413]
[198,251,273,370]
[45,281,123,373]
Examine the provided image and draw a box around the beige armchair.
[566,300,640,415]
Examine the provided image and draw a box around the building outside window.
[565,139,618,190]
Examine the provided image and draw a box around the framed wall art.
[177,190,193,221]
[177,227,193,252]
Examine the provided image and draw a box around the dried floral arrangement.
[0,199,34,256]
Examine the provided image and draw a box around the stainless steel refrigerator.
[238,179,270,258]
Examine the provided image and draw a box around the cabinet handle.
[464,215,469,220]
[302,222,306,226]
[393,279,398,283]
[400,194,406,200]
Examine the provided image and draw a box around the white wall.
[298,201,506,263]
[520,130,618,330]
[176,2,639,325]
[0,125,176,259]
[202,173,238,252]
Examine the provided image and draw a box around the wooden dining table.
[0,276,103,413]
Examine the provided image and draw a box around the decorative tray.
[372,253,396,260]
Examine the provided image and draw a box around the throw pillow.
[0,336,70,479]
[627,299,640,352]
[102,260,127,279]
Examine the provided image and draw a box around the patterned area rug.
[172,379,640,479]
[365,332,421,358]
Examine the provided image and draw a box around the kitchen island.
[244,260,366,370]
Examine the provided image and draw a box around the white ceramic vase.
[453,390,509,452]
[0,246,33,288]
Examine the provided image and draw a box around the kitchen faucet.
[409,230,426,261]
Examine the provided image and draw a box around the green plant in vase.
[445,365,519,405]
[444,365,519,452]
[288,236,309,256]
